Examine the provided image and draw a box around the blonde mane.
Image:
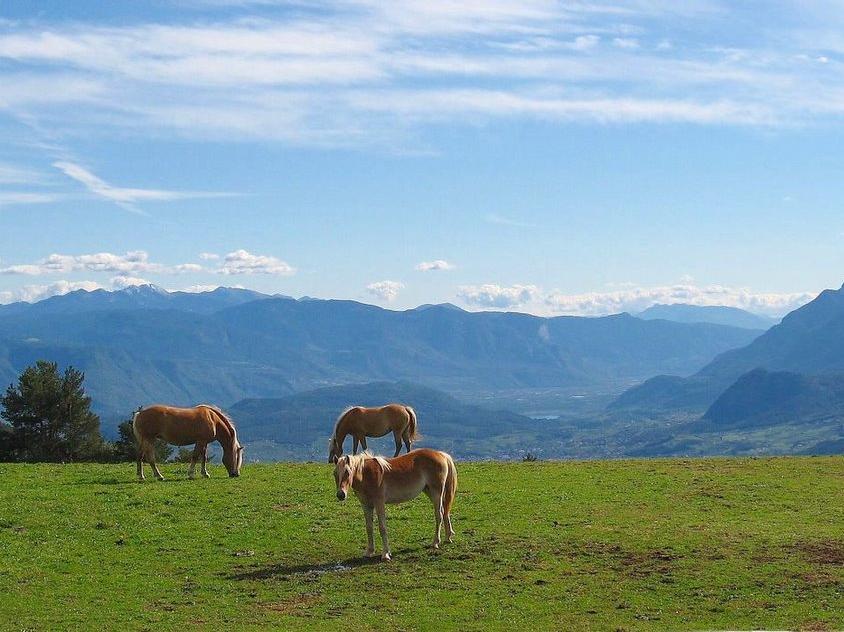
[345,450,392,473]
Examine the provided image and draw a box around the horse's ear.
[330,454,339,464]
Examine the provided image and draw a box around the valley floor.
[1,457,842,631]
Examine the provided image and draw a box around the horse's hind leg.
[402,430,412,453]
[136,445,145,481]
[360,436,368,451]
[188,444,199,479]
[425,485,444,550]
[352,437,360,455]
[200,444,210,478]
[392,430,402,457]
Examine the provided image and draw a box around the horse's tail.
[404,406,420,442]
[443,453,457,517]
[132,407,148,458]
[131,407,144,442]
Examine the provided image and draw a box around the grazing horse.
[328,404,419,463]
[333,449,456,561]
[132,404,244,481]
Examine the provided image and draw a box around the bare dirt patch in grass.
[792,540,844,565]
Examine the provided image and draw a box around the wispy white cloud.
[415,259,455,272]
[0,162,49,185]
[1,1,843,149]
[366,280,404,301]
[199,252,220,260]
[216,249,295,275]
[485,213,537,228]
[458,283,540,308]
[52,161,232,211]
[544,283,816,317]
[0,279,103,304]
[0,250,202,276]
[0,191,58,207]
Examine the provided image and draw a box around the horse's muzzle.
[336,490,347,501]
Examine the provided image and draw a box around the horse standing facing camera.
[333,448,457,561]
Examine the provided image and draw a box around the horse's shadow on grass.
[228,547,421,581]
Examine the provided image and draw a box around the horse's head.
[333,454,353,501]
[328,436,342,464]
[223,442,244,478]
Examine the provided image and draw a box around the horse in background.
[132,404,244,481]
[328,404,419,463]
[333,448,457,561]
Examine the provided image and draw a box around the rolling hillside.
[229,381,538,461]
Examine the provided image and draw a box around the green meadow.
[0,457,842,631]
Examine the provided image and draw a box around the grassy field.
[1,457,842,631]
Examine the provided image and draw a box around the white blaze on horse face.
[334,457,352,500]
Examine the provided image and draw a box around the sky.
[1,1,843,316]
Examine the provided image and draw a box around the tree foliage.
[112,418,173,463]
[0,361,107,462]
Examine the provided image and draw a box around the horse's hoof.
[364,549,377,558]
[431,543,440,551]
[381,553,392,562]
[202,473,211,479]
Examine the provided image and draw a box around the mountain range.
[0,285,762,434]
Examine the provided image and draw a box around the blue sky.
[1,1,843,315]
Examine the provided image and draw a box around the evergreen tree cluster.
[0,360,167,463]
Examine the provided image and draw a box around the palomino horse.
[333,449,456,561]
[132,404,244,481]
[328,404,419,463]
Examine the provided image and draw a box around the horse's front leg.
[362,504,376,557]
[352,437,360,454]
[360,436,368,451]
[150,452,165,481]
[376,501,391,561]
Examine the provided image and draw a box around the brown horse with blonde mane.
[333,448,456,561]
[132,404,244,481]
[328,404,419,463]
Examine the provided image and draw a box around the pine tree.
[0,361,105,462]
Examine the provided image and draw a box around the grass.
[0,457,842,631]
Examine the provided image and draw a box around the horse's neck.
[215,418,235,451]
[335,416,350,442]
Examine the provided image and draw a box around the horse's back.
[388,448,452,477]
[135,405,216,445]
